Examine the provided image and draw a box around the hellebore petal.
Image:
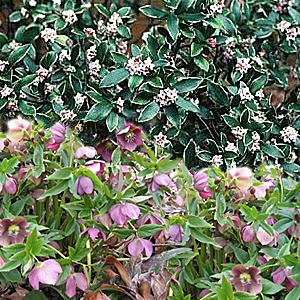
[109,204,128,225]
[4,177,18,195]
[65,275,77,298]
[75,176,93,196]
[50,123,66,143]
[7,116,32,142]
[241,225,255,243]
[120,203,140,220]
[74,146,97,159]
[194,169,209,191]
[228,167,252,191]
[128,238,153,257]
[96,139,119,162]
[116,124,142,152]
[151,174,175,192]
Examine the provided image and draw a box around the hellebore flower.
[109,202,140,225]
[254,181,274,199]
[7,116,32,143]
[271,266,298,291]
[164,224,184,242]
[28,259,63,290]
[256,227,279,247]
[65,270,89,298]
[227,167,252,192]
[75,176,94,196]
[3,177,18,195]
[116,124,142,152]
[229,264,262,295]
[286,209,300,240]
[135,213,163,228]
[0,216,30,247]
[79,227,106,241]
[194,169,212,199]
[50,123,66,143]
[18,165,43,186]
[85,160,105,177]
[217,214,242,234]
[151,174,176,192]
[241,225,255,243]
[46,138,61,151]
[128,238,153,257]
[74,146,97,159]
[95,213,112,230]
[96,138,119,162]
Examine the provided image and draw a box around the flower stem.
[55,189,68,229]
[192,237,204,277]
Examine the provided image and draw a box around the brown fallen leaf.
[138,273,153,300]
[151,267,173,300]
[85,291,111,300]
[100,284,137,300]
[1,286,29,300]
[97,268,119,287]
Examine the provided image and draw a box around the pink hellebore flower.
[95,213,112,230]
[109,202,140,225]
[50,123,66,143]
[3,177,18,195]
[217,214,242,234]
[46,138,61,151]
[287,209,300,240]
[128,238,153,257]
[79,227,106,241]
[116,124,143,152]
[18,166,43,186]
[256,227,279,247]
[151,174,176,192]
[241,225,255,243]
[75,176,94,196]
[29,259,63,290]
[254,182,273,199]
[85,160,105,177]
[0,216,30,247]
[135,213,163,228]
[194,169,211,199]
[74,146,97,159]
[229,264,262,295]
[271,266,298,291]
[65,271,89,298]
[7,116,32,143]
[227,167,253,192]
[164,224,184,242]
[96,138,119,162]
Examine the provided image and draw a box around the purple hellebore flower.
[75,176,94,196]
[151,174,176,192]
[164,224,184,242]
[256,227,279,247]
[65,271,89,298]
[116,124,143,152]
[79,227,106,241]
[85,160,105,177]
[271,266,298,291]
[3,177,18,195]
[46,138,61,151]
[194,169,212,199]
[254,182,274,199]
[287,209,300,240]
[109,202,140,225]
[128,238,153,257]
[74,146,97,159]
[135,212,163,228]
[96,138,119,162]
[241,225,255,243]
[227,167,253,192]
[28,259,63,290]
[95,213,112,230]
[229,264,262,295]
[217,214,242,234]
[0,216,30,247]
[50,123,66,143]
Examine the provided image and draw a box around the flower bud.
[214,177,221,185]
[4,139,9,147]
[250,187,256,194]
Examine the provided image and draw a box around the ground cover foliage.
[0,0,300,299]
[0,0,299,173]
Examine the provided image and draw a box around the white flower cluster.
[6,100,18,117]
[232,126,247,140]
[251,56,264,68]
[59,49,71,62]
[211,155,223,168]
[41,28,57,43]
[277,21,300,42]
[236,57,252,74]
[74,93,87,109]
[74,123,83,134]
[225,142,238,152]
[1,85,14,98]
[280,126,298,143]
[106,12,123,36]
[35,66,48,83]
[29,0,37,6]
[53,0,61,5]
[115,97,124,113]
[209,0,225,14]
[55,96,64,106]
[164,53,176,68]
[83,28,96,39]
[252,131,261,151]
[62,10,78,24]
[126,55,155,76]
[273,0,294,13]
[239,86,254,103]
[59,109,77,122]
[116,39,128,54]
[88,60,101,77]
[0,60,9,72]
[255,90,264,99]
[154,132,169,148]
[9,40,22,50]
[154,88,178,107]
[252,111,266,123]
[86,45,97,61]
[45,83,54,94]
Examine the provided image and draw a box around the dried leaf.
[151,267,173,300]
[1,285,29,300]
[97,268,119,287]
[85,291,111,300]
[100,284,137,299]
[138,273,153,300]
[124,256,142,279]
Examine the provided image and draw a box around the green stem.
[192,237,204,277]
[209,245,214,270]
[55,189,68,229]
[86,238,92,287]
[35,201,43,224]
[201,242,207,263]
[45,197,50,222]
[52,182,59,215]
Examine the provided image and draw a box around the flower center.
[125,131,136,143]
[8,224,20,236]
[239,272,251,284]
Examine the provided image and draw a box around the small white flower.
[59,49,71,62]
[86,45,97,61]
[74,123,83,133]
[21,7,28,17]
[74,93,87,109]
[59,109,77,121]
[29,0,37,7]
[0,60,9,72]
[280,126,298,143]
[286,27,300,41]
[154,88,178,107]
[1,85,14,98]
[116,39,128,54]
[88,59,101,76]
[225,37,235,48]
[252,56,264,68]
[289,151,297,163]
[277,20,291,32]
[225,142,238,152]
[255,90,264,99]
[62,10,78,24]
[83,28,96,39]
[53,0,61,5]
[211,155,223,168]
[9,40,22,50]
[154,132,169,148]
[55,96,64,106]
[252,131,260,141]
[252,111,266,123]
[252,142,260,151]
[41,28,57,43]
[232,126,247,140]
[36,66,48,82]
[239,86,254,103]
[236,57,252,74]
[45,83,54,94]
[126,55,154,76]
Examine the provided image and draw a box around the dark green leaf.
[99,68,130,87]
